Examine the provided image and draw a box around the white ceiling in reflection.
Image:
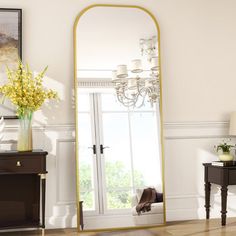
[76,7,157,79]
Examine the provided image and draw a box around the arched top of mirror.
[75,5,160,79]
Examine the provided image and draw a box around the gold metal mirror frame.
[73,4,166,233]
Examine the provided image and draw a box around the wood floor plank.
[2,218,236,235]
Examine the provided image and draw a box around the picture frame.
[0,8,22,119]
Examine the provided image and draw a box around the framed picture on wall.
[0,8,22,119]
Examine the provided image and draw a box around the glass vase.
[17,110,33,152]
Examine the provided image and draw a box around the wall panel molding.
[1,121,229,132]
[56,138,76,205]
[2,123,75,132]
[0,121,232,227]
[164,121,228,129]
[164,121,229,140]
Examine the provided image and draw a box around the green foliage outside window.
[79,161,145,210]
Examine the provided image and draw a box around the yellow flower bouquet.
[0,60,58,151]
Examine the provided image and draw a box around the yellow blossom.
[0,60,58,117]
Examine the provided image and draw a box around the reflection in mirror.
[75,5,165,231]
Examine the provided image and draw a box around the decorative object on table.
[214,139,235,161]
[0,8,22,118]
[0,60,58,151]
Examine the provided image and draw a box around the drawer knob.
[16,161,21,167]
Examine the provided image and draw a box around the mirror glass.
[75,5,165,231]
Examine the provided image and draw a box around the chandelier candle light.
[0,61,58,151]
[112,36,160,108]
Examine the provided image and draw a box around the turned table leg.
[221,185,228,226]
[40,174,46,234]
[204,182,211,219]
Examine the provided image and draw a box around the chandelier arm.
[122,87,140,102]
[135,96,146,108]
[138,86,148,98]
[116,93,137,107]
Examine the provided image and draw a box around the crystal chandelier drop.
[140,36,157,61]
[112,37,160,108]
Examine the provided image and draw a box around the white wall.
[1,0,236,229]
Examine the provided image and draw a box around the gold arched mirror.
[74,4,165,232]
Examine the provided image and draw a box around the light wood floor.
[2,218,236,236]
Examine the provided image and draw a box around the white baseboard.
[166,209,199,222]
[46,215,77,229]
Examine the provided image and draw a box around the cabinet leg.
[204,182,211,219]
[221,185,228,226]
[42,228,45,236]
[80,201,84,230]
[42,178,46,229]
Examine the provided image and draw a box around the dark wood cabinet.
[0,150,47,233]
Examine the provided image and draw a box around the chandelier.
[111,37,160,108]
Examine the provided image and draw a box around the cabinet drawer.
[0,157,44,173]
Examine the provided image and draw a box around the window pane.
[107,190,132,209]
[78,112,96,211]
[102,113,132,188]
[105,161,132,189]
[80,191,95,210]
[101,93,128,111]
[77,93,90,112]
[130,111,162,187]
[79,161,92,191]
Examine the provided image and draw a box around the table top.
[0,150,48,156]
[203,163,236,169]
